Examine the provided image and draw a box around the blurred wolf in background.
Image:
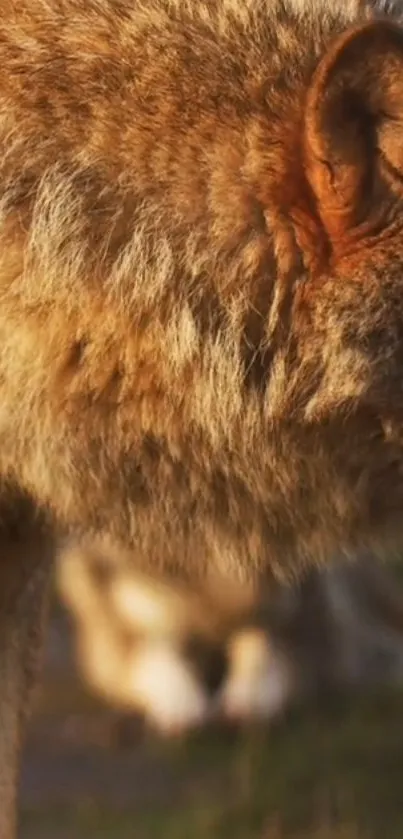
[57,540,403,736]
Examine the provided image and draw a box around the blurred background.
[20,540,403,839]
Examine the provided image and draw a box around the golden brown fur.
[3,0,403,833]
[2,0,403,577]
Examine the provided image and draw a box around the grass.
[20,688,403,839]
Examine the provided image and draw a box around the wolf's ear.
[305,20,403,242]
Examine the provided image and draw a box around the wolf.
[2,0,403,833]
[58,539,403,735]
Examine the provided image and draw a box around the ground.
[20,596,403,839]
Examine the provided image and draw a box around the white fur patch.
[128,641,211,734]
[109,576,181,635]
[219,630,294,722]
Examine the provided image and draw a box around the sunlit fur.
[1,1,403,586]
[4,2,403,831]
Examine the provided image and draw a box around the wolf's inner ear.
[304,20,403,242]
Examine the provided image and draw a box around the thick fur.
[4,0,403,834]
[2,0,403,580]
